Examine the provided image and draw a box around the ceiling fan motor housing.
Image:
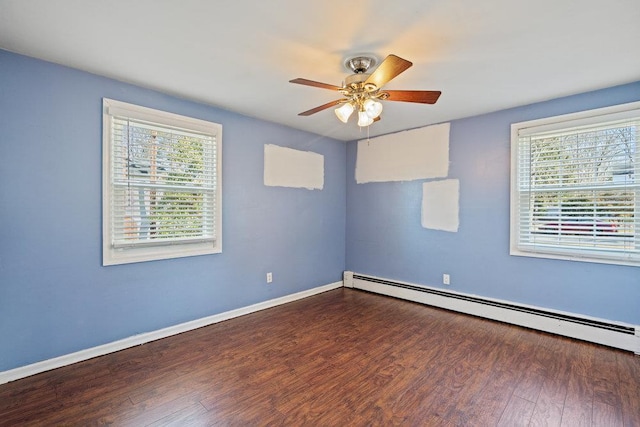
[345,56,377,74]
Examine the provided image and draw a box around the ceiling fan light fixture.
[290,54,441,128]
[335,102,355,123]
[357,110,374,127]
[363,98,383,119]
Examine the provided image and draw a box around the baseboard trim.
[0,281,343,385]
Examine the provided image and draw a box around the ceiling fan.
[290,54,441,127]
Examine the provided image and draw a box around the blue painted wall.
[346,81,640,324]
[2,47,638,373]
[0,50,346,371]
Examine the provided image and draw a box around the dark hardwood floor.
[1,288,639,426]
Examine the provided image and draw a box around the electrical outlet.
[443,274,450,285]
[266,272,273,283]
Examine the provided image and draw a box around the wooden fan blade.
[364,54,412,89]
[289,78,342,91]
[385,90,442,104]
[298,99,343,116]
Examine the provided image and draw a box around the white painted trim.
[343,271,354,288]
[352,273,640,354]
[0,281,343,385]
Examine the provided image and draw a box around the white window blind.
[103,99,222,265]
[511,102,640,266]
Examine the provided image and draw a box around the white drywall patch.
[422,179,459,232]
[355,122,450,183]
[264,144,324,190]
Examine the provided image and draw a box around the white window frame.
[103,99,222,265]
[510,101,640,266]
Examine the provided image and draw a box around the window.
[511,101,640,266]
[103,99,222,265]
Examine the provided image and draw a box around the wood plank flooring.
[1,288,639,426]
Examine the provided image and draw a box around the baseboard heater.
[344,272,639,354]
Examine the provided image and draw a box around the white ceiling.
[1,0,639,141]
